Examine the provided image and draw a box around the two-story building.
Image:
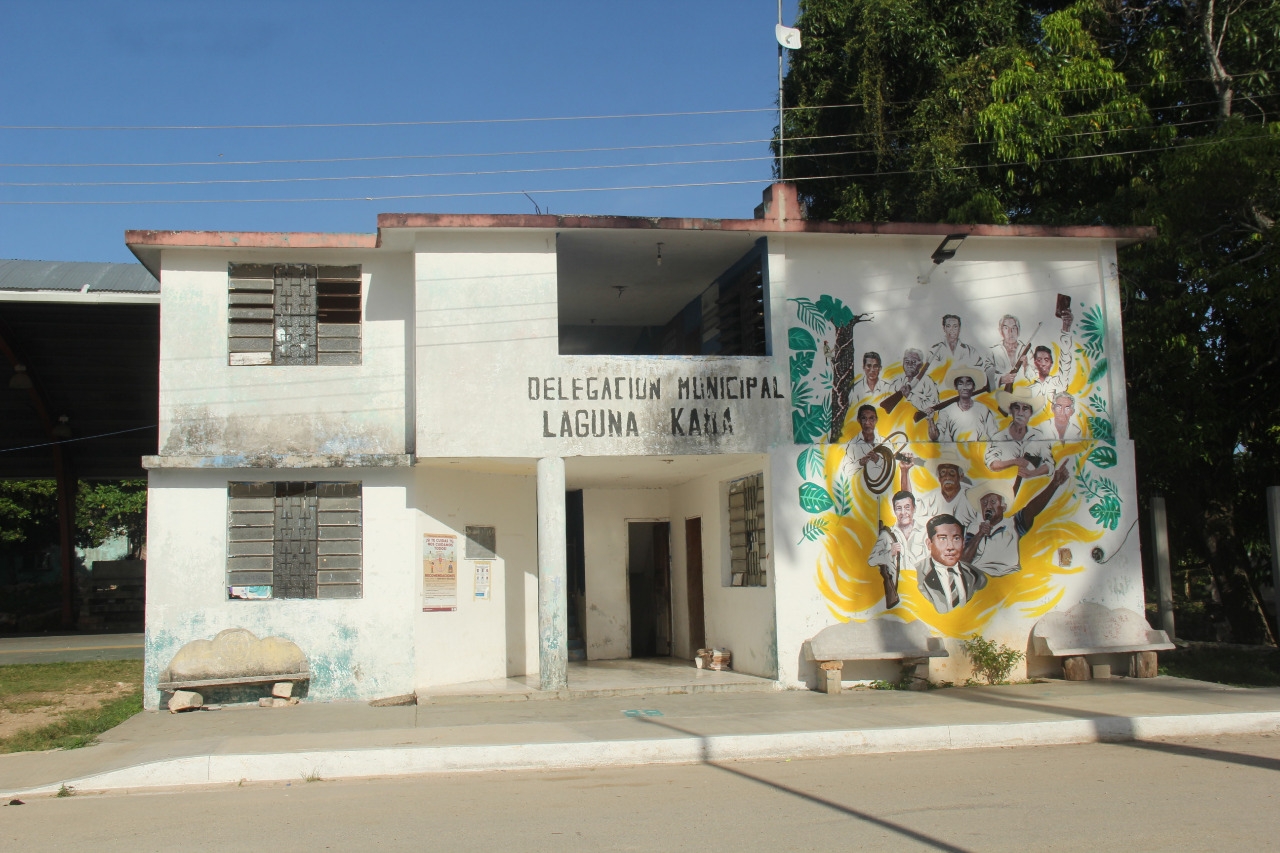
[128,184,1153,709]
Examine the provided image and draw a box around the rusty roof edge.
[374,213,1155,242]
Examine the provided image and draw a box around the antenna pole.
[777,0,784,181]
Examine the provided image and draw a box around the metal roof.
[0,259,158,294]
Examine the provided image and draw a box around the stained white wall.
[143,467,416,710]
[668,455,777,678]
[411,467,539,688]
[156,248,413,459]
[580,488,670,660]
[413,231,790,460]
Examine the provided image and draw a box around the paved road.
[0,633,143,665]
[3,732,1276,851]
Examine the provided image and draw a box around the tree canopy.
[779,0,1280,642]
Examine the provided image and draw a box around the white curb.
[8,710,1280,798]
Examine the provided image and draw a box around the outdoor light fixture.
[51,415,72,440]
[9,364,32,390]
[931,234,967,265]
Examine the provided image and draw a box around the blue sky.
[1,0,801,263]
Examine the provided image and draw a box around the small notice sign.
[474,561,492,600]
[422,533,458,611]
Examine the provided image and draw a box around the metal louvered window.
[226,482,362,600]
[228,263,362,366]
[728,472,766,587]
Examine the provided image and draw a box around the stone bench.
[1031,602,1173,680]
[804,619,948,693]
[159,628,310,710]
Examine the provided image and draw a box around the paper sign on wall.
[422,533,458,612]
[474,561,491,600]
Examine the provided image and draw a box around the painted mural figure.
[962,463,1072,577]
[988,314,1032,389]
[882,348,939,415]
[868,489,927,608]
[927,314,993,375]
[1047,393,1085,442]
[847,351,889,411]
[1026,308,1075,405]
[926,366,998,442]
[986,387,1053,483]
[838,404,882,480]
[915,514,988,613]
[900,449,979,533]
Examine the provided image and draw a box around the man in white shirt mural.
[926,366,998,442]
[882,348,939,416]
[962,463,1072,578]
[848,351,889,411]
[986,387,1054,490]
[1026,306,1075,405]
[927,313,992,375]
[868,489,927,609]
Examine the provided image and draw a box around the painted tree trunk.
[828,323,855,443]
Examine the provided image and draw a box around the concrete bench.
[1031,602,1173,680]
[804,619,948,693]
[159,628,310,710]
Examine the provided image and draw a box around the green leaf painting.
[1086,357,1109,385]
[796,446,825,480]
[1087,446,1117,469]
[1087,393,1108,415]
[792,405,828,444]
[1087,416,1115,445]
[790,350,815,385]
[814,294,854,328]
[1089,495,1122,530]
[831,472,853,516]
[792,379,814,409]
[799,482,835,514]
[789,326,817,352]
[789,297,829,335]
[798,518,829,544]
[1079,304,1106,360]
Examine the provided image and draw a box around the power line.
[0,424,156,454]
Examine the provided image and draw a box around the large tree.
[779,0,1280,642]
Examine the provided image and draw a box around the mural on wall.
[789,290,1125,637]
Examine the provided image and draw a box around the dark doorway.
[566,490,586,661]
[628,521,671,658]
[685,518,705,654]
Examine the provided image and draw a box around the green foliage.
[790,350,815,385]
[1078,305,1106,360]
[962,635,1024,684]
[76,480,147,557]
[0,481,57,546]
[799,482,835,514]
[1086,446,1117,469]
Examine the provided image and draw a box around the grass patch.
[0,660,143,753]
[1159,644,1280,688]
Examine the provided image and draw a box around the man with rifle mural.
[988,315,1037,391]
[880,348,938,417]
[867,489,927,609]
[986,387,1054,494]
[924,366,998,443]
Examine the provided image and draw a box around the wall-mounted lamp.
[51,415,72,440]
[9,364,32,390]
[930,234,967,265]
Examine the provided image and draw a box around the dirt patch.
[0,681,134,740]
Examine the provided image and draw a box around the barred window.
[226,482,362,600]
[227,263,362,366]
[727,472,766,587]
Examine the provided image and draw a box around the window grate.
[728,472,766,587]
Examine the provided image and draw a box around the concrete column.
[536,456,568,691]
[1268,487,1280,638]
[1150,495,1175,638]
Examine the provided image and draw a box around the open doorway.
[628,521,671,658]
[685,517,705,655]
[566,490,586,661]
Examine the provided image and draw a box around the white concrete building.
[129,184,1154,708]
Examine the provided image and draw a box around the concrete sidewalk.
[4,676,1280,798]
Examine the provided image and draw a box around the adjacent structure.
[129,184,1154,708]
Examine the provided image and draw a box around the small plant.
[302,769,323,783]
[962,635,1024,685]
[56,784,74,798]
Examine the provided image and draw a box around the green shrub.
[962,635,1024,685]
